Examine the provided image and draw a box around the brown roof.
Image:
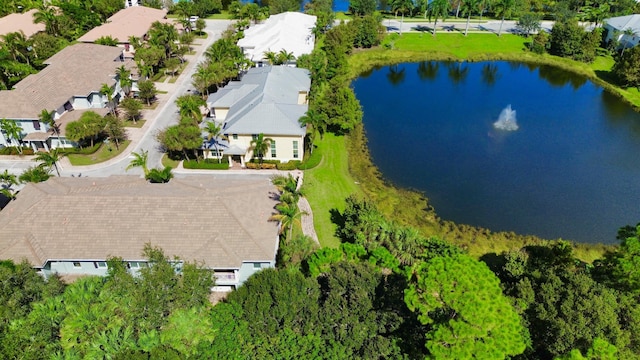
[0,43,130,120]
[77,6,169,43]
[0,176,280,269]
[0,9,45,37]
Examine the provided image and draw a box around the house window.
[233,134,238,140]
[270,140,276,158]
[93,261,107,269]
[251,134,258,140]
[73,262,81,268]
[253,263,261,269]
[33,120,40,130]
[293,141,299,159]
[128,262,140,269]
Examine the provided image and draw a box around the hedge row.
[183,158,230,170]
[0,147,34,155]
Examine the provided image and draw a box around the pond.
[352,61,640,244]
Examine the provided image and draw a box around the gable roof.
[77,6,169,43]
[605,15,640,32]
[0,43,129,120]
[0,9,45,37]
[0,176,280,269]
[237,12,316,62]
[209,66,310,136]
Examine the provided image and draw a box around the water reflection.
[481,63,500,86]
[446,61,469,85]
[417,61,439,81]
[538,65,587,90]
[387,64,406,86]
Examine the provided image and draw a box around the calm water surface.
[353,61,640,244]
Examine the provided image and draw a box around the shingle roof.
[0,43,129,120]
[237,12,316,62]
[0,9,45,37]
[605,15,640,32]
[77,6,169,43]
[0,176,280,269]
[210,66,310,136]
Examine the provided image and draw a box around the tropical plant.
[390,0,414,35]
[176,95,205,125]
[103,115,126,150]
[204,120,222,163]
[461,0,481,36]
[33,150,65,177]
[95,35,118,46]
[120,98,143,123]
[116,65,132,97]
[494,0,515,37]
[0,118,24,153]
[65,111,104,148]
[428,0,450,37]
[0,169,18,199]
[146,166,173,183]
[1,31,31,65]
[276,49,295,65]
[100,83,116,116]
[19,166,51,183]
[126,150,150,176]
[270,201,308,241]
[299,109,327,153]
[39,109,59,140]
[250,133,273,168]
[263,50,278,65]
[137,80,157,106]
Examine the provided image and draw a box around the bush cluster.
[183,158,229,170]
[0,147,34,155]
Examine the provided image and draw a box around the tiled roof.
[209,66,310,136]
[0,43,129,120]
[237,12,316,62]
[77,6,169,43]
[0,176,280,269]
[0,9,45,37]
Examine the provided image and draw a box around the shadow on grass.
[330,208,345,239]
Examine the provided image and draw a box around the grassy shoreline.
[308,33,628,262]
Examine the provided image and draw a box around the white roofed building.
[237,12,316,66]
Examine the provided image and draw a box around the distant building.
[0,43,134,151]
[0,176,280,291]
[0,9,45,37]
[205,66,310,166]
[604,15,640,49]
[78,6,172,58]
[237,12,316,66]
[125,0,140,8]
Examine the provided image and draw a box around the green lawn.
[67,140,131,166]
[387,32,528,57]
[162,154,181,168]
[304,133,362,248]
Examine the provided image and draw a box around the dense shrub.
[276,160,301,170]
[183,158,229,170]
[58,143,101,155]
[246,162,277,169]
[0,147,34,155]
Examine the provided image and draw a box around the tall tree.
[176,94,205,125]
[493,0,515,36]
[390,0,414,35]
[137,80,157,106]
[0,169,18,199]
[428,0,451,37]
[116,65,132,97]
[204,120,222,163]
[299,109,327,152]
[100,83,116,116]
[33,150,65,177]
[461,0,481,36]
[405,254,527,358]
[249,133,273,168]
[120,98,143,124]
[0,119,23,153]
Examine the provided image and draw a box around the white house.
[0,43,134,151]
[0,176,280,290]
[604,15,640,49]
[237,12,317,66]
[205,66,310,166]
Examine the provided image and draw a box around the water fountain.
[493,104,518,131]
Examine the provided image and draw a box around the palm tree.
[116,65,132,97]
[33,6,60,37]
[417,61,439,81]
[428,0,451,37]
[298,109,327,153]
[391,0,415,35]
[0,118,24,153]
[176,95,204,125]
[276,49,295,65]
[100,83,116,116]
[494,0,515,37]
[271,174,303,202]
[270,201,308,242]
[0,169,18,199]
[250,133,273,168]
[126,150,149,176]
[263,50,278,65]
[19,166,51,183]
[39,109,59,144]
[33,149,65,177]
[1,31,31,65]
[621,28,636,56]
[387,64,406,85]
[204,121,222,163]
[461,0,481,36]
[146,166,173,183]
